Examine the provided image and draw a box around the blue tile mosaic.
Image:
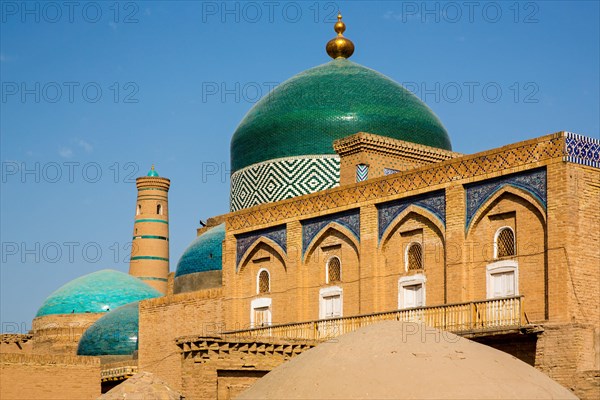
[564,132,600,168]
[384,168,400,176]
[377,190,446,241]
[356,164,369,182]
[465,168,546,229]
[236,225,287,266]
[77,301,140,356]
[302,209,360,256]
[36,269,161,317]
[175,224,225,278]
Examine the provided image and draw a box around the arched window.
[495,227,516,258]
[257,269,270,294]
[405,243,423,271]
[136,204,141,215]
[326,256,341,284]
[157,204,163,215]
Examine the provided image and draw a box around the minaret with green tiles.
[128,165,170,294]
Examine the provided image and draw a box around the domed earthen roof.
[238,321,577,400]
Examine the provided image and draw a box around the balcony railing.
[224,296,525,341]
[100,361,138,382]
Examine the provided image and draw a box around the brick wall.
[0,353,100,400]
[32,313,104,355]
[138,288,223,393]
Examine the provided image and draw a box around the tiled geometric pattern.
[228,134,566,231]
[36,269,161,317]
[77,302,140,356]
[465,168,547,229]
[236,224,287,266]
[564,132,600,168]
[230,156,340,212]
[356,164,369,182]
[302,209,360,256]
[377,190,446,240]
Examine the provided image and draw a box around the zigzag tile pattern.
[230,156,340,212]
[356,164,369,182]
[228,134,566,231]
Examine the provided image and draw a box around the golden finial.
[326,12,354,59]
[151,164,155,170]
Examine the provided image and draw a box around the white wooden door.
[403,284,424,308]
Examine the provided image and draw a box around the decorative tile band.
[130,256,169,262]
[137,276,168,282]
[132,235,169,241]
[236,224,287,267]
[564,132,600,168]
[302,209,360,256]
[228,133,566,231]
[230,155,340,212]
[465,168,547,229]
[377,190,446,241]
[134,219,168,224]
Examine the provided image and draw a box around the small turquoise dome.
[175,224,225,278]
[231,58,451,172]
[35,269,161,317]
[147,165,159,177]
[77,302,140,356]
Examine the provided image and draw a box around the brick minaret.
[128,165,170,293]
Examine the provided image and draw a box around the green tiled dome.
[231,58,451,172]
[77,301,140,356]
[175,224,225,278]
[35,269,161,317]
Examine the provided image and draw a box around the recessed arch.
[303,222,360,263]
[467,185,546,236]
[238,237,287,273]
[380,205,445,249]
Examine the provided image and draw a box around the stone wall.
[0,353,100,400]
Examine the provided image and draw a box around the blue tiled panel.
[35,270,161,317]
[564,132,600,168]
[77,302,140,356]
[302,209,360,256]
[356,164,369,182]
[236,225,287,266]
[465,168,546,229]
[175,224,225,278]
[377,190,446,241]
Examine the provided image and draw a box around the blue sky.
[1,1,598,331]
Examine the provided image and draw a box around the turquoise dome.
[35,269,161,317]
[77,302,140,356]
[175,224,225,278]
[231,58,451,172]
